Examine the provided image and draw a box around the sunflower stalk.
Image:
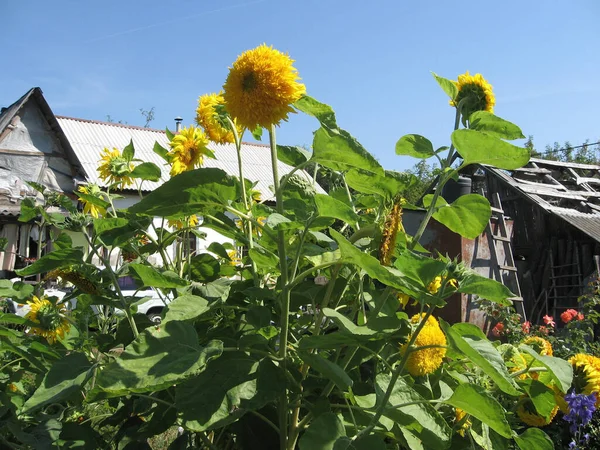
[269,124,292,450]
[228,117,259,286]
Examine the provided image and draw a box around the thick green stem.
[83,231,139,338]
[410,103,463,250]
[269,125,291,450]
[35,217,45,284]
[230,118,259,286]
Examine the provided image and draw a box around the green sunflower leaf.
[122,139,135,161]
[395,134,435,158]
[452,129,530,170]
[432,72,458,100]
[469,111,525,140]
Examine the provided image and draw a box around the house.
[405,159,600,329]
[0,87,324,273]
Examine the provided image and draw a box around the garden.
[1,44,600,449]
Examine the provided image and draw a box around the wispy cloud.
[84,0,269,43]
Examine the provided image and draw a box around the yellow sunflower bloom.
[523,336,553,356]
[77,184,106,218]
[517,396,558,427]
[97,147,134,189]
[25,296,70,344]
[227,249,242,266]
[455,408,472,437]
[168,126,210,177]
[168,215,199,230]
[401,314,447,377]
[223,44,306,130]
[450,71,495,116]
[196,92,241,144]
[569,353,600,406]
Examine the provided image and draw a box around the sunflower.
[401,314,447,377]
[47,267,100,295]
[455,408,471,437]
[77,184,106,218]
[450,71,495,116]
[196,92,241,144]
[517,396,559,427]
[569,354,600,406]
[97,147,134,189]
[223,44,306,130]
[167,126,210,176]
[523,336,553,356]
[379,197,404,266]
[427,276,458,295]
[168,215,199,230]
[25,296,70,344]
[227,249,242,266]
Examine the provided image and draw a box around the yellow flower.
[196,92,241,144]
[523,336,553,356]
[8,383,18,393]
[379,198,403,266]
[77,184,106,218]
[168,126,210,176]
[223,44,306,130]
[455,408,471,437]
[401,314,447,377]
[517,396,558,427]
[25,296,70,344]
[427,276,457,294]
[397,292,410,309]
[168,215,199,230]
[227,249,242,266]
[47,267,100,295]
[569,353,600,406]
[450,71,495,116]
[97,147,134,189]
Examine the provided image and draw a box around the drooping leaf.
[295,95,337,129]
[432,72,458,100]
[89,322,223,399]
[452,129,530,170]
[185,253,220,283]
[163,294,210,323]
[277,145,310,167]
[345,169,406,199]
[298,351,353,391]
[128,168,240,217]
[177,353,285,432]
[468,111,525,140]
[458,273,514,306]
[298,412,347,450]
[442,322,521,396]
[53,232,72,250]
[19,197,39,222]
[312,127,383,175]
[153,141,170,162]
[431,194,491,239]
[314,194,358,225]
[248,246,279,270]
[77,192,111,211]
[128,264,188,288]
[130,162,162,182]
[520,379,557,420]
[21,353,92,414]
[395,134,435,158]
[376,373,452,448]
[444,383,512,438]
[514,428,554,450]
[15,248,84,277]
[519,345,573,393]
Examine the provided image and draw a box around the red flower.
[561,310,575,324]
[577,312,584,321]
[538,326,548,335]
[492,322,504,337]
[522,321,531,334]
[543,315,555,327]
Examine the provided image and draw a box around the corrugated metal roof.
[56,116,324,200]
[547,207,600,243]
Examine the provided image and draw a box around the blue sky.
[2,0,599,171]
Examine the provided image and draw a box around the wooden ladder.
[485,192,527,321]
[547,246,583,318]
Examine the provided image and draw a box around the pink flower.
[492,322,504,337]
[577,312,584,321]
[543,315,555,327]
[522,321,531,334]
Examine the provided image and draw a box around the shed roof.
[484,158,600,242]
[56,116,324,200]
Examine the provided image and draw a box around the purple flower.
[564,391,597,445]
